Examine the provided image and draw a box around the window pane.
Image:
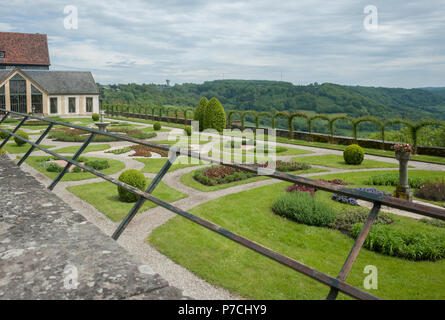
[86,97,93,112]
[50,98,58,114]
[69,97,76,113]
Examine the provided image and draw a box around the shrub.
[14,131,29,146]
[333,208,393,233]
[72,166,82,173]
[153,122,162,131]
[366,173,425,189]
[0,148,5,155]
[351,223,445,261]
[92,113,100,121]
[343,144,364,165]
[419,218,445,228]
[85,160,109,171]
[257,161,310,172]
[194,97,209,131]
[0,130,9,139]
[117,169,147,202]
[184,126,192,136]
[415,179,445,202]
[46,162,63,173]
[203,97,226,133]
[272,192,336,227]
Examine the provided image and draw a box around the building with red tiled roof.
[0,32,99,116]
[0,32,50,70]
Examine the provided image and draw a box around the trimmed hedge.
[0,130,9,140]
[117,169,147,203]
[343,144,364,165]
[14,131,29,146]
[153,122,162,131]
[184,126,192,136]
[85,160,110,171]
[92,113,100,121]
[271,192,336,227]
[351,223,445,261]
[366,173,425,188]
[203,97,226,133]
[194,97,209,131]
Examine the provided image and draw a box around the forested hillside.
[99,80,445,121]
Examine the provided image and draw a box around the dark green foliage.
[14,131,29,146]
[366,173,425,189]
[99,80,445,122]
[184,126,192,136]
[105,147,131,155]
[271,192,336,227]
[343,144,364,165]
[194,97,209,131]
[72,166,82,173]
[0,130,8,139]
[420,218,445,228]
[92,113,100,121]
[46,162,63,173]
[333,208,393,233]
[117,169,147,203]
[415,179,445,201]
[153,122,161,131]
[351,223,445,261]
[203,98,226,133]
[85,160,110,171]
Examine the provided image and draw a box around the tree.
[203,97,226,133]
[194,97,209,131]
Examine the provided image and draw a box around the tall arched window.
[9,73,27,113]
[31,85,43,114]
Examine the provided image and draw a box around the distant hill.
[99,80,445,121]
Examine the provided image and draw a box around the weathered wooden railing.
[1,108,444,301]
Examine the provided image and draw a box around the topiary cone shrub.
[184,126,192,136]
[203,97,226,133]
[92,113,100,121]
[194,97,209,131]
[117,169,147,203]
[343,144,364,165]
[14,131,29,146]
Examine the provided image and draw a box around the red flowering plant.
[391,143,413,153]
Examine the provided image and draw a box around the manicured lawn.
[67,178,188,221]
[51,144,111,154]
[25,156,125,182]
[134,156,208,173]
[291,154,399,169]
[2,143,55,154]
[180,167,328,192]
[154,138,209,146]
[148,181,445,300]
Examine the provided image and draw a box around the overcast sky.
[1,0,444,88]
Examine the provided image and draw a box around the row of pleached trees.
[103,103,444,150]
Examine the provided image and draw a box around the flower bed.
[129,145,169,157]
[332,187,391,206]
[194,165,255,186]
[257,161,311,172]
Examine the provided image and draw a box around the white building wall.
[46,95,99,116]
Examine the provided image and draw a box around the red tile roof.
[0,32,50,66]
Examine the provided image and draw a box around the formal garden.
[1,100,445,300]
